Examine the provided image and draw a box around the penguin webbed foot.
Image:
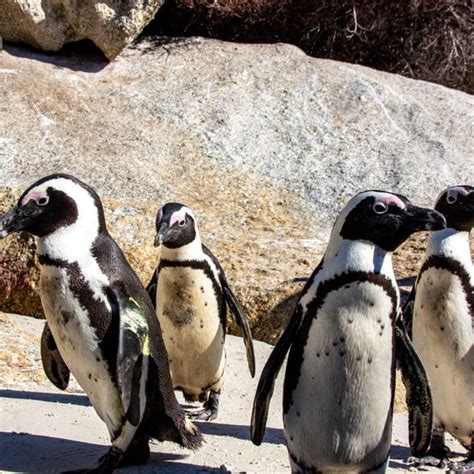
[119,436,150,466]
[408,455,449,469]
[445,458,474,473]
[187,391,219,422]
[188,406,218,421]
[408,444,451,468]
[62,440,150,474]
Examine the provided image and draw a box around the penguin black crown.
[147,202,255,421]
[0,174,203,473]
[252,190,445,473]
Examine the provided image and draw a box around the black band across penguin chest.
[283,271,398,471]
[418,255,474,322]
[284,271,398,410]
[38,254,118,382]
[413,255,473,444]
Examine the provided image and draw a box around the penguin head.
[0,173,106,239]
[434,185,474,232]
[154,203,197,249]
[338,190,446,251]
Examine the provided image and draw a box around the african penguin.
[251,190,446,473]
[146,203,255,421]
[403,185,473,470]
[0,174,203,473]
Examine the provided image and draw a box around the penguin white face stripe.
[36,178,101,260]
[329,191,403,246]
[34,177,110,307]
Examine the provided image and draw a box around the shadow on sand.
[0,388,90,407]
[0,432,226,473]
[196,420,285,446]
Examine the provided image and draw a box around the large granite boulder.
[0,0,164,59]
[0,38,472,340]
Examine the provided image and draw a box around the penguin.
[146,202,255,421]
[251,190,446,473]
[403,185,473,469]
[0,174,203,473]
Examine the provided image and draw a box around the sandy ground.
[0,314,468,473]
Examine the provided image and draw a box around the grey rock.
[0,38,471,234]
[0,38,472,333]
[0,0,164,59]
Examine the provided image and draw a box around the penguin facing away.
[0,174,203,473]
[251,190,446,473]
[403,185,473,470]
[146,203,255,421]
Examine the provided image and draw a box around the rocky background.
[1,1,472,92]
[0,35,472,343]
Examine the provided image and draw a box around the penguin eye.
[37,196,49,207]
[373,202,388,214]
[446,194,457,204]
[178,219,186,227]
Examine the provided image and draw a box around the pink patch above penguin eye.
[447,187,468,204]
[21,191,48,207]
[378,195,406,210]
[170,209,187,227]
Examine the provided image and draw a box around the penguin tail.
[179,416,204,450]
[146,411,203,450]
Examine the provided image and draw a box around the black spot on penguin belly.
[283,271,398,415]
[61,310,73,324]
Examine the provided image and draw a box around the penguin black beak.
[404,205,446,232]
[154,224,170,247]
[0,206,23,239]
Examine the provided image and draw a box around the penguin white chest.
[413,267,473,444]
[285,280,395,471]
[156,266,224,395]
[39,264,123,434]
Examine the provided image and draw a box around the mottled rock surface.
[0,0,164,59]
[0,39,472,342]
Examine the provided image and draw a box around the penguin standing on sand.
[403,185,473,470]
[147,203,255,421]
[0,174,202,473]
[252,190,445,473]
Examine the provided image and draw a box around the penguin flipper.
[40,322,70,390]
[222,282,256,377]
[395,316,433,457]
[401,284,417,340]
[145,268,158,310]
[251,304,303,445]
[108,284,149,427]
[201,243,256,377]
